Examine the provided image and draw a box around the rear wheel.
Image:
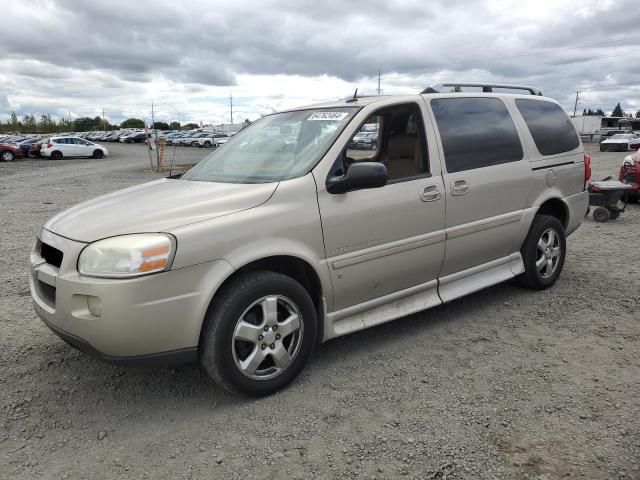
[204,141,212,148]
[1,150,15,162]
[593,207,610,222]
[92,149,104,159]
[200,271,317,396]
[517,215,566,290]
[50,151,63,160]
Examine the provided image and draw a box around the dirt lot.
[1,144,639,479]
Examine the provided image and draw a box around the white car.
[195,133,231,148]
[41,136,109,160]
[600,133,639,152]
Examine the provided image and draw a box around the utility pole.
[573,92,580,117]
[377,68,381,95]
[149,101,159,170]
[230,91,234,125]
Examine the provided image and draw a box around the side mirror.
[326,162,388,194]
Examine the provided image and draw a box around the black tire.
[204,141,212,148]
[517,215,566,290]
[608,209,620,220]
[1,150,16,162]
[593,207,610,222]
[200,271,317,396]
[50,150,63,160]
[92,149,104,159]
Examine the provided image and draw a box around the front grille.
[41,242,63,268]
[37,280,56,307]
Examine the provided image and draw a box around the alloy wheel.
[536,228,561,278]
[232,295,303,381]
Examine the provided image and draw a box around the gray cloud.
[0,0,638,123]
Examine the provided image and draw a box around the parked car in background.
[40,136,109,160]
[0,142,24,161]
[629,136,640,151]
[348,131,378,150]
[119,132,148,143]
[600,133,639,152]
[17,138,43,157]
[28,140,44,158]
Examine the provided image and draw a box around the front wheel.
[203,141,212,148]
[517,215,566,290]
[200,271,317,396]
[92,149,104,159]
[1,150,16,162]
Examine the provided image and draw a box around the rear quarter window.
[516,99,579,155]
[431,97,523,173]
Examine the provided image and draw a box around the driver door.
[316,102,446,312]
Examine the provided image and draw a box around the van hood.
[44,179,277,243]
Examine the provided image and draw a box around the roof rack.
[421,83,543,96]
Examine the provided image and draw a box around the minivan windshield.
[182,107,357,183]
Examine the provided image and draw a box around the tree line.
[583,103,640,118]
[0,112,198,134]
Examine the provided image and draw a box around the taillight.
[584,152,592,190]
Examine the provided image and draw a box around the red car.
[629,137,640,151]
[620,150,640,203]
[28,140,44,158]
[0,143,24,162]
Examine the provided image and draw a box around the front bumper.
[30,229,234,364]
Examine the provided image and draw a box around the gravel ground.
[1,144,639,480]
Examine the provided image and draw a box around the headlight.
[78,234,176,278]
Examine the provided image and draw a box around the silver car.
[30,83,590,395]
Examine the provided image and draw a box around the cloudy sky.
[1,0,639,126]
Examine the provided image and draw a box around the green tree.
[169,121,181,130]
[22,114,37,133]
[636,111,640,119]
[9,112,20,131]
[73,117,98,131]
[183,122,199,130]
[152,121,170,130]
[120,118,146,129]
[611,103,624,117]
[38,114,55,133]
[596,109,605,116]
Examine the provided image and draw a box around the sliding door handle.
[451,180,469,196]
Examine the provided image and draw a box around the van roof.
[291,91,556,112]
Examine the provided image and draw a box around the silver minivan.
[30,83,590,395]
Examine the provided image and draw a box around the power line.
[538,50,639,66]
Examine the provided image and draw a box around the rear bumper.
[563,190,589,235]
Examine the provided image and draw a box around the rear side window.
[516,99,579,155]
[431,98,523,173]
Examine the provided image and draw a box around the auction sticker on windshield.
[308,112,349,121]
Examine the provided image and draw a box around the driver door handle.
[451,179,469,196]
[420,185,441,202]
